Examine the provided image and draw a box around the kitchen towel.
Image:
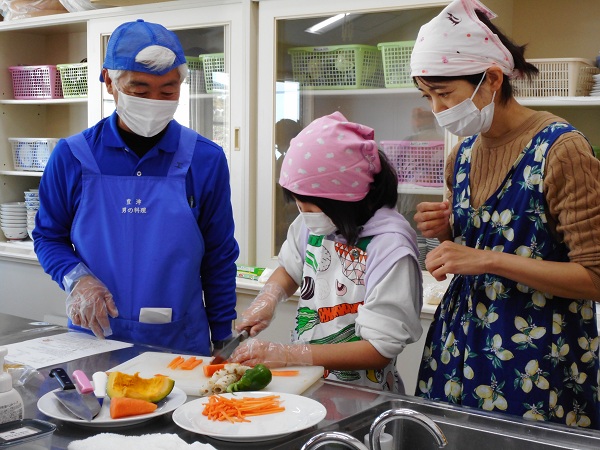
[67,433,216,449]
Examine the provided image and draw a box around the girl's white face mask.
[116,88,179,137]
[433,72,496,137]
[300,212,337,236]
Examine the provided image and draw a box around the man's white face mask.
[433,72,496,137]
[116,88,179,137]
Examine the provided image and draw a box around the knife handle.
[49,368,76,390]
[72,370,94,394]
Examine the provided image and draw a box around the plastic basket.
[9,65,63,99]
[512,58,600,97]
[56,63,88,98]
[288,44,384,89]
[9,138,60,171]
[198,53,225,93]
[377,41,415,88]
[185,56,206,94]
[381,140,445,187]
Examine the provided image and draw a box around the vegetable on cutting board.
[271,370,300,376]
[110,397,158,419]
[226,364,272,393]
[106,371,174,403]
[203,363,226,378]
[167,355,203,370]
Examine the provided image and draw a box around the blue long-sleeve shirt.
[33,112,239,342]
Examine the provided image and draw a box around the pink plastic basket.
[9,65,63,99]
[381,140,445,186]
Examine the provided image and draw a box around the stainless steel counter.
[5,313,600,450]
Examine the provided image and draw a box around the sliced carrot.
[271,370,300,376]
[167,355,184,369]
[110,396,158,419]
[203,363,226,377]
[179,357,204,370]
[202,394,284,422]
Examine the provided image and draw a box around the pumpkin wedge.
[106,371,174,403]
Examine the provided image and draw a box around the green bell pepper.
[226,364,272,393]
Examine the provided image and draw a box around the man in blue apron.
[33,20,239,355]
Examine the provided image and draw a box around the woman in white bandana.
[412,0,600,428]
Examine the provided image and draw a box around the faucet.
[369,408,448,450]
[301,431,370,450]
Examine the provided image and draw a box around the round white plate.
[172,391,327,442]
[37,386,187,428]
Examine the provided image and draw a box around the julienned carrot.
[180,357,203,370]
[167,356,184,369]
[203,363,226,377]
[202,394,285,423]
[110,396,158,419]
[271,370,300,376]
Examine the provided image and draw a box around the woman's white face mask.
[116,88,179,137]
[433,72,496,137]
[300,212,338,236]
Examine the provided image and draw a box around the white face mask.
[116,88,179,137]
[433,72,496,137]
[300,212,337,236]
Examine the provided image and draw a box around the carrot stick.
[202,394,284,422]
[203,363,226,377]
[271,370,300,376]
[167,355,184,369]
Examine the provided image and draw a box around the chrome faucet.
[369,408,448,450]
[301,431,370,450]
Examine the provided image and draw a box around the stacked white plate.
[590,74,600,96]
[0,202,28,241]
[24,189,40,240]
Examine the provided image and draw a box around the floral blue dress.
[416,123,600,428]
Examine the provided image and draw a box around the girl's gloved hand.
[228,338,313,368]
[235,283,288,336]
[66,275,119,338]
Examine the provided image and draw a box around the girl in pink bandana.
[412,0,600,427]
[229,112,422,393]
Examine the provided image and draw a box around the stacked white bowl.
[0,202,28,241]
[24,189,40,240]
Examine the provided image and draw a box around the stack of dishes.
[25,189,40,240]
[0,202,28,241]
[590,74,600,96]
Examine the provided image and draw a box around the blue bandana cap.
[100,19,186,81]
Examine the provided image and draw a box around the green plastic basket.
[185,56,206,94]
[198,53,226,93]
[288,44,384,90]
[56,63,88,98]
[377,41,415,88]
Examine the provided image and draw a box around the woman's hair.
[283,149,398,245]
[414,9,538,104]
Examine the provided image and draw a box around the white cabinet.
[255,0,600,269]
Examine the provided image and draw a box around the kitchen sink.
[273,394,600,450]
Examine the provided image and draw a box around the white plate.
[37,386,187,428]
[172,391,327,442]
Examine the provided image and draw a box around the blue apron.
[66,127,210,354]
[416,123,600,428]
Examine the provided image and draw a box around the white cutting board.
[108,352,324,397]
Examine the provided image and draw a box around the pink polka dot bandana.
[410,0,515,78]
[279,111,381,202]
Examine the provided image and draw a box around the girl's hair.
[283,149,398,245]
[415,9,538,105]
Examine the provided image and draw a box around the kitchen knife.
[72,370,102,418]
[49,368,96,421]
[211,329,249,364]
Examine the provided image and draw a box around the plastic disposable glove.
[235,283,288,336]
[228,338,313,368]
[64,264,118,338]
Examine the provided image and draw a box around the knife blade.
[211,329,249,364]
[49,368,96,421]
[72,370,102,419]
